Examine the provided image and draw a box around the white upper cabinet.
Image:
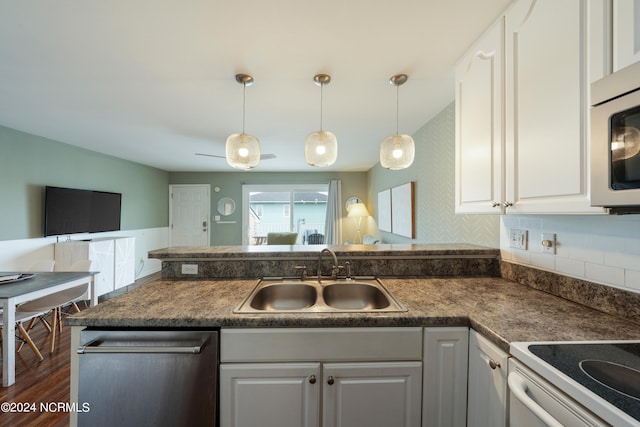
[613,0,640,71]
[455,18,505,214]
[456,0,608,214]
[505,0,605,214]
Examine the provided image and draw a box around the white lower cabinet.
[219,363,320,427]
[219,328,423,427]
[422,327,469,427]
[467,330,509,427]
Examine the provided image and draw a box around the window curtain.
[324,180,342,244]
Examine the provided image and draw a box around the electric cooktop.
[511,341,640,425]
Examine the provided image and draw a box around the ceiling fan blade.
[195,153,225,159]
[195,153,277,160]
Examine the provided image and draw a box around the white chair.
[15,260,92,354]
[11,260,56,354]
[0,311,47,361]
[28,259,56,272]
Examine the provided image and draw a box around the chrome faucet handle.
[333,265,344,279]
[344,261,352,279]
[294,265,308,280]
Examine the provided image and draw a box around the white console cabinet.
[54,237,135,298]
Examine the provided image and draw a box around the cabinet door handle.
[491,201,501,208]
[309,375,316,384]
[489,359,501,370]
[503,201,513,208]
[327,376,335,385]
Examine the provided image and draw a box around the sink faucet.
[317,248,339,282]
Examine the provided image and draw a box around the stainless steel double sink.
[234,277,406,313]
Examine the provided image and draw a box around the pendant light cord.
[395,84,400,135]
[319,82,324,131]
[242,83,247,134]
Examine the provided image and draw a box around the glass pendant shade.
[380,133,415,170]
[305,130,337,166]
[226,132,261,169]
[380,74,415,170]
[305,74,337,167]
[226,73,261,170]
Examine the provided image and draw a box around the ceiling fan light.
[226,132,261,169]
[380,134,415,170]
[305,130,337,167]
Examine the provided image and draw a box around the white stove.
[510,341,640,426]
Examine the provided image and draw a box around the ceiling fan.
[195,153,277,160]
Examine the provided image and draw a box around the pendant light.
[305,74,337,167]
[380,74,415,170]
[226,74,261,170]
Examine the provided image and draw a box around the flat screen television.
[44,186,122,237]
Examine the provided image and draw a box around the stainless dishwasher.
[77,329,218,427]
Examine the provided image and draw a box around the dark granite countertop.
[148,243,499,260]
[67,276,640,353]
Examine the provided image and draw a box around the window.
[243,184,328,245]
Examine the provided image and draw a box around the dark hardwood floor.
[0,272,160,427]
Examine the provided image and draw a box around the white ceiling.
[0,0,511,172]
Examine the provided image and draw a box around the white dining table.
[1,271,96,387]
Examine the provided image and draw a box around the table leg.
[89,276,97,306]
[2,299,16,387]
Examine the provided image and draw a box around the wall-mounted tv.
[44,186,122,237]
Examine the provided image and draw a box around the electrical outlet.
[509,229,528,250]
[181,264,198,274]
[541,233,556,254]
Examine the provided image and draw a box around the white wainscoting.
[0,227,169,279]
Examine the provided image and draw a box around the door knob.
[327,376,335,385]
[309,375,316,384]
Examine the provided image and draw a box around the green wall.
[169,171,368,245]
[0,126,169,241]
[368,102,500,248]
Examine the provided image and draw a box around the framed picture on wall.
[391,182,415,238]
[377,189,391,232]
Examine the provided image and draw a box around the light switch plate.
[181,264,198,274]
[541,233,556,254]
[509,229,528,250]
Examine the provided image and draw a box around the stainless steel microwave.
[591,61,640,213]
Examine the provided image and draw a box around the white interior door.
[169,184,210,246]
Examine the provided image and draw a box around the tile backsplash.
[501,215,640,293]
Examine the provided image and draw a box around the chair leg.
[49,308,58,353]
[39,315,52,333]
[16,317,38,352]
[17,321,44,361]
[57,307,63,333]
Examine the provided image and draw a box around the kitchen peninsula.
[67,244,640,427]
